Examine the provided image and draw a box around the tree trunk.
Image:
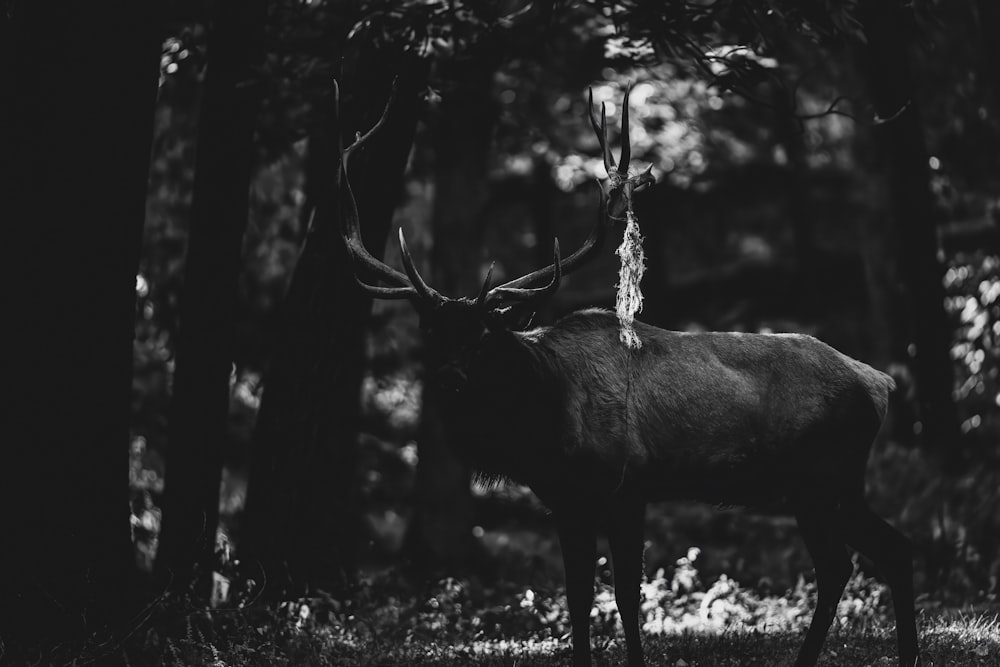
[771,86,820,319]
[0,2,160,660]
[634,184,671,329]
[241,54,427,599]
[155,0,267,598]
[859,0,963,466]
[529,155,559,324]
[974,0,1000,112]
[405,57,499,573]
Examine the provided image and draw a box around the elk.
[337,83,919,667]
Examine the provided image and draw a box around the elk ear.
[493,303,535,332]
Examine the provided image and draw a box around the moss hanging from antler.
[616,204,645,348]
[589,81,654,349]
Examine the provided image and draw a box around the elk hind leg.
[794,505,853,667]
[840,500,920,667]
[608,497,647,667]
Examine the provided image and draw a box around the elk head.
[343,170,604,392]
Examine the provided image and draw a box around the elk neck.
[428,319,563,487]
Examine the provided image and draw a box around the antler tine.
[476,262,496,308]
[486,240,562,305]
[484,183,608,306]
[398,228,444,302]
[587,88,614,174]
[332,79,345,183]
[588,88,616,175]
[600,101,617,174]
[344,76,398,162]
[332,78,425,301]
[618,81,632,176]
[588,88,602,139]
[341,168,420,300]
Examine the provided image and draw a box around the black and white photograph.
[2,1,999,664]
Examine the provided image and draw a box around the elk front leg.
[608,496,647,667]
[556,513,597,667]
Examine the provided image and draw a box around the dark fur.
[428,307,894,510]
[419,304,917,667]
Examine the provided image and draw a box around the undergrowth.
[110,547,1000,666]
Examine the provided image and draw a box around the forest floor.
[122,598,999,666]
[111,490,1000,666]
[116,555,1000,667]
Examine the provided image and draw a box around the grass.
[114,549,1000,667]
[126,612,1000,666]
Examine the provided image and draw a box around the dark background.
[3,0,1000,663]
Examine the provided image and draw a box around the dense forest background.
[3,0,1000,664]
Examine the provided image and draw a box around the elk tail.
[855,362,896,423]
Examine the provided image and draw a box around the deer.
[336,81,920,667]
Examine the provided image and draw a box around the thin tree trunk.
[634,184,670,329]
[405,57,499,572]
[156,0,267,597]
[847,34,917,447]
[241,55,426,598]
[974,0,1000,112]
[771,88,820,319]
[1,1,160,659]
[859,0,963,465]
[530,155,558,323]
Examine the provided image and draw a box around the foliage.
[122,547,999,665]
[849,252,1000,603]
[945,253,1000,458]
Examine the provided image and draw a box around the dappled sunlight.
[361,373,422,431]
[129,551,990,665]
[549,75,710,191]
[947,257,1000,407]
[129,435,163,571]
[919,613,1000,663]
[458,637,567,659]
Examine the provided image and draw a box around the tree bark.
[404,56,499,573]
[0,1,160,659]
[859,0,963,465]
[974,0,1000,112]
[155,0,267,597]
[634,184,671,329]
[241,54,427,598]
[771,86,821,319]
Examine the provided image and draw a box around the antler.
[480,83,661,308]
[589,82,655,219]
[333,79,440,303]
[398,228,444,302]
[342,171,424,300]
[343,77,397,165]
[340,80,654,313]
[482,240,563,306]
[590,85,629,180]
[480,185,607,308]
